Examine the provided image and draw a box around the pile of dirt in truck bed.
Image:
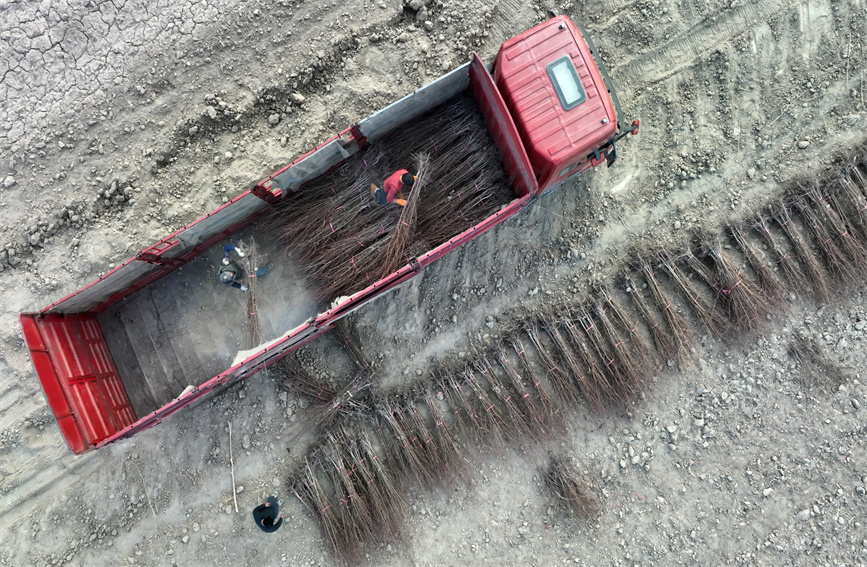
[266,93,514,299]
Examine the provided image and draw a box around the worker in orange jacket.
[371,169,416,207]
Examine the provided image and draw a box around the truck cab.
[495,16,624,192]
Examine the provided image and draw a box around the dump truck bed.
[21,52,554,453]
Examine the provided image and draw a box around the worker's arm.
[394,198,407,206]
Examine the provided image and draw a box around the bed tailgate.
[20,313,136,454]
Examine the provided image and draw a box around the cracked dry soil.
[2,0,867,566]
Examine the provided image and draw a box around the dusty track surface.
[2,0,867,565]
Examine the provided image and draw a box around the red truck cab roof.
[494,16,617,191]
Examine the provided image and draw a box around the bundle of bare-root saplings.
[280,146,867,565]
[268,94,514,299]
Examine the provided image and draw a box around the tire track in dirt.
[0,449,101,533]
[614,0,798,87]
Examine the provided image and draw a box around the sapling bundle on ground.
[837,163,867,239]
[659,252,730,338]
[592,298,647,398]
[463,366,511,446]
[332,318,373,374]
[543,317,605,412]
[527,323,582,409]
[322,431,377,554]
[302,375,373,436]
[423,390,472,485]
[277,356,337,404]
[359,429,408,531]
[798,192,864,285]
[812,188,867,269]
[437,372,480,445]
[376,398,432,487]
[508,337,564,435]
[381,396,453,489]
[597,287,655,369]
[543,454,599,519]
[293,458,355,565]
[701,240,771,333]
[787,334,850,393]
[574,307,636,406]
[475,356,532,442]
[345,435,405,545]
[682,248,718,292]
[638,260,693,364]
[792,194,849,286]
[624,274,678,364]
[772,204,831,301]
[495,344,555,441]
[404,396,454,487]
[727,224,785,303]
[559,313,619,407]
[753,215,805,293]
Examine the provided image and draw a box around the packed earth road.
[2,0,867,566]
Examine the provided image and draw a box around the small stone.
[291,92,306,104]
[693,418,705,427]
[747,168,756,179]
[224,505,233,514]
[797,141,810,149]
[188,126,198,136]
[795,509,811,522]
[205,106,218,120]
[673,220,681,229]
[852,399,860,410]
[268,113,281,126]
[242,435,251,450]
[3,175,15,188]
[192,523,200,532]
[762,488,773,497]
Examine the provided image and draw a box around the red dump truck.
[20,15,638,453]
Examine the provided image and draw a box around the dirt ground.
[2,0,867,565]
